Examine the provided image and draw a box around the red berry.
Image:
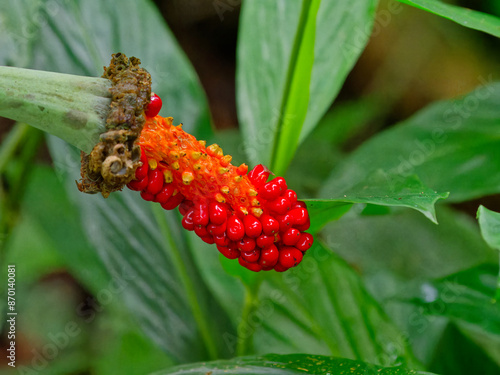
[209,202,227,225]
[140,190,155,201]
[274,177,287,192]
[238,256,262,272]
[291,201,307,210]
[256,234,274,248]
[259,180,281,200]
[238,237,256,252]
[147,169,164,195]
[135,162,148,180]
[243,215,262,238]
[268,196,291,214]
[289,207,309,226]
[214,234,231,247]
[294,218,310,232]
[127,176,148,191]
[178,200,194,216]
[208,222,226,236]
[282,228,301,246]
[145,92,162,118]
[227,215,245,241]
[258,244,279,268]
[248,164,270,187]
[161,192,184,210]
[276,213,293,233]
[217,244,240,259]
[283,189,297,204]
[194,225,209,237]
[274,263,288,272]
[201,236,215,244]
[182,210,195,231]
[154,184,175,204]
[260,214,279,235]
[242,249,260,263]
[296,233,313,251]
[193,203,209,226]
[279,247,303,268]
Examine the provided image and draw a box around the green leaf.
[321,82,500,204]
[237,0,378,174]
[251,243,421,368]
[3,0,211,138]
[325,206,496,280]
[477,205,500,251]
[396,0,500,38]
[321,173,448,224]
[150,353,435,375]
[403,265,500,368]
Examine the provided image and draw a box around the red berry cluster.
[127,95,313,272]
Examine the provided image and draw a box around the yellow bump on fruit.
[239,206,249,215]
[219,167,229,175]
[172,161,180,170]
[182,171,194,185]
[251,198,260,206]
[199,140,206,147]
[215,193,226,203]
[220,155,232,167]
[177,123,183,129]
[164,170,173,183]
[234,175,243,183]
[170,151,179,159]
[148,159,158,170]
[220,186,229,194]
[191,151,202,160]
[180,151,187,158]
[193,163,202,171]
[251,208,263,217]
[248,188,258,196]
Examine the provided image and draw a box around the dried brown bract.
[77,53,151,197]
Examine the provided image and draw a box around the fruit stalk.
[0,66,111,153]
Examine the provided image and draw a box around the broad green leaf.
[429,323,500,375]
[3,0,211,138]
[321,82,500,204]
[9,165,110,292]
[402,265,500,367]
[477,205,500,251]
[322,173,447,224]
[396,0,500,38]
[151,353,435,375]
[237,0,378,174]
[250,243,421,367]
[324,206,496,280]
[409,280,500,335]
[0,1,40,67]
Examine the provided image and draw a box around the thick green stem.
[236,282,261,356]
[0,66,111,153]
